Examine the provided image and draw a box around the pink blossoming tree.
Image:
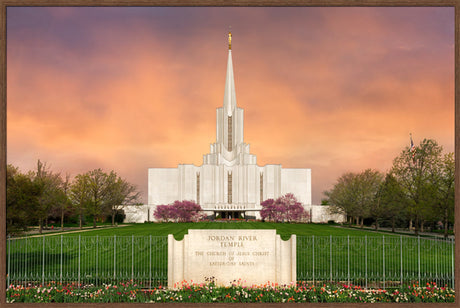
[260,193,309,223]
[153,200,204,222]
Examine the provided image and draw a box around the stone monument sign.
[168,229,296,287]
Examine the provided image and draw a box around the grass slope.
[7,222,454,288]
[45,222,401,240]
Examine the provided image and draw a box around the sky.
[7,7,455,205]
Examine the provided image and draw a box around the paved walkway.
[337,225,454,239]
[12,224,131,239]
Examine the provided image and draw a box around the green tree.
[32,160,67,234]
[354,169,384,228]
[106,176,140,226]
[6,165,41,234]
[391,138,443,235]
[435,152,454,238]
[325,169,383,227]
[375,172,408,232]
[70,173,91,229]
[85,169,117,228]
[70,169,140,228]
[49,173,73,231]
[324,172,356,225]
[60,174,73,230]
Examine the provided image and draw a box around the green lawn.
[42,222,403,240]
[7,222,454,289]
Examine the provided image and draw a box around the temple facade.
[123,33,314,222]
[146,33,311,220]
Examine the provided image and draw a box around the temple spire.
[223,31,237,116]
[228,31,232,50]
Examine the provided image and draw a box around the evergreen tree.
[375,172,408,232]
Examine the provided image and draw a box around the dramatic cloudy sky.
[7,7,454,204]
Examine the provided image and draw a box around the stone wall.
[168,229,296,287]
[304,205,346,223]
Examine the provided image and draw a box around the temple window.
[228,171,232,204]
[228,116,233,151]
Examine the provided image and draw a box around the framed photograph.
[1,1,458,305]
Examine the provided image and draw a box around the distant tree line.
[7,160,140,235]
[324,138,454,237]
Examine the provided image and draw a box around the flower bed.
[6,281,455,303]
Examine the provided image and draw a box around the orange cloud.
[7,7,454,203]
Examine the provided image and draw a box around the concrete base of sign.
[168,229,296,288]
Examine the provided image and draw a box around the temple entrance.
[215,211,244,220]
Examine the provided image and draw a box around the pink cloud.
[7,7,454,204]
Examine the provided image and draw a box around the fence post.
[25,237,28,284]
[418,236,420,285]
[365,235,367,289]
[329,235,332,283]
[96,235,98,286]
[7,236,10,287]
[114,235,116,282]
[149,235,152,290]
[400,235,402,286]
[347,235,350,286]
[60,235,63,284]
[132,235,134,282]
[42,235,45,286]
[435,237,438,285]
[382,235,385,289]
[312,235,315,285]
[452,238,454,289]
[78,235,81,288]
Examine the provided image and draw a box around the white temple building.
[124,33,344,222]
